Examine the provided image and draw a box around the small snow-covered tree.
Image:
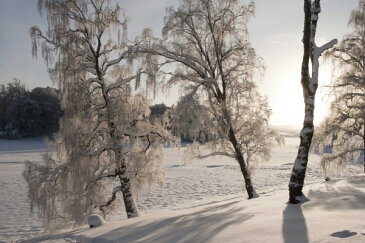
[171,93,213,142]
[288,0,337,204]
[185,90,281,173]
[23,0,173,229]
[314,0,365,175]
[136,0,280,199]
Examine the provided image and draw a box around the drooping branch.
[322,148,363,163]
[99,186,122,217]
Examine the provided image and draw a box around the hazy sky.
[0,0,359,127]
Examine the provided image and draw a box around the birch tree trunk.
[101,70,139,218]
[116,148,139,218]
[228,127,255,198]
[288,0,337,204]
[363,128,365,172]
[108,114,139,218]
[221,103,256,198]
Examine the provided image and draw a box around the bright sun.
[260,63,333,128]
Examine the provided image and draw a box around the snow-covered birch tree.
[135,0,280,199]
[23,0,173,229]
[288,0,337,204]
[171,93,214,142]
[314,0,365,175]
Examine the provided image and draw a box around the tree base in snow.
[288,186,303,204]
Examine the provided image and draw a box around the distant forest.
[0,80,211,141]
[0,79,61,138]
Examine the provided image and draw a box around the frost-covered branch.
[316,39,338,56]
[98,186,122,217]
[322,148,363,162]
[102,50,130,73]
[134,47,207,79]
[105,75,137,93]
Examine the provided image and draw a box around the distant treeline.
[0,80,209,141]
[0,79,62,138]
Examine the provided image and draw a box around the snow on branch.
[167,72,217,88]
[102,50,129,72]
[86,78,103,86]
[334,125,364,138]
[88,144,114,157]
[341,92,365,98]
[134,47,207,79]
[308,0,338,93]
[105,75,137,93]
[316,39,338,56]
[322,148,363,162]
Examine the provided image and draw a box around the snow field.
[0,137,363,242]
[24,174,365,243]
[0,139,48,242]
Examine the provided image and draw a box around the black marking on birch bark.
[288,0,337,204]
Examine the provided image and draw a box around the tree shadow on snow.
[346,176,365,189]
[282,204,309,243]
[85,200,252,243]
[305,182,365,211]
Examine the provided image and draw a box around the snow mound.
[87,214,105,228]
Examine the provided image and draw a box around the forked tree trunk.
[288,0,337,204]
[288,0,312,204]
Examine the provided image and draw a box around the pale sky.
[0,0,359,127]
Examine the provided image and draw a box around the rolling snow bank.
[22,174,365,243]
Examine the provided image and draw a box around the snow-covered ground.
[0,138,48,242]
[24,174,365,243]
[0,137,363,242]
